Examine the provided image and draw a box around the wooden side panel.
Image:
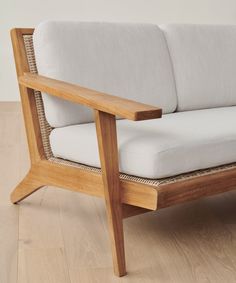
[157,168,236,209]
[27,160,158,210]
[10,29,45,163]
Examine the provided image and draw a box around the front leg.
[95,110,126,277]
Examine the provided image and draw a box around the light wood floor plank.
[0,102,22,283]
[17,188,71,283]
[0,205,18,283]
[18,248,71,283]
[151,200,236,282]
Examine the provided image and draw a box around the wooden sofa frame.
[10,28,236,277]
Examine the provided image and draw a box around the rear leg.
[11,170,44,204]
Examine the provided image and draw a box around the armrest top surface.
[19,73,162,121]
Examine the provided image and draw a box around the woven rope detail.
[23,35,53,159]
[49,157,236,187]
[22,34,236,187]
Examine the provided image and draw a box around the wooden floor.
[1,102,236,283]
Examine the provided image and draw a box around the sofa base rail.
[11,159,236,211]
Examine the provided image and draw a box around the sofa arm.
[19,73,162,121]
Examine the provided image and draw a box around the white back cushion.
[161,24,236,111]
[33,21,177,127]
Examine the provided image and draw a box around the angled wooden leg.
[10,169,44,204]
[95,110,126,277]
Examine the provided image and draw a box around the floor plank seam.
[58,193,72,283]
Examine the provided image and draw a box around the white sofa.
[33,22,236,179]
[11,22,236,277]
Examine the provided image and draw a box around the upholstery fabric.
[161,24,236,111]
[50,106,236,179]
[33,21,177,127]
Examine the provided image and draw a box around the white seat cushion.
[33,21,177,127]
[50,106,236,179]
[161,24,236,111]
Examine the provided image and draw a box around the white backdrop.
[2,0,236,101]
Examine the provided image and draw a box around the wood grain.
[10,159,159,210]
[10,170,44,204]
[95,110,126,276]
[0,103,22,283]
[122,204,150,219]
[18,188,71,283]
[0,206,18,283]
[19,73,162,121]
[158,168,236,209]
[11,29,45,164]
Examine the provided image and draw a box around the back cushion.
[161,24,236,111]
[33,21,177,127]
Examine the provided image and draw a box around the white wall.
[2,0,236,101]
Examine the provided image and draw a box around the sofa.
[11,22,236,276]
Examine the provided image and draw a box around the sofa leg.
[95,110,127,276]
[105,199,126,276]
[10,170,44,204]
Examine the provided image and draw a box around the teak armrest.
[19,73,162,121]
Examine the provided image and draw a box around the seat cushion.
[50,106,236,179]
[33,21,177,127]
[161,24,236,111]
